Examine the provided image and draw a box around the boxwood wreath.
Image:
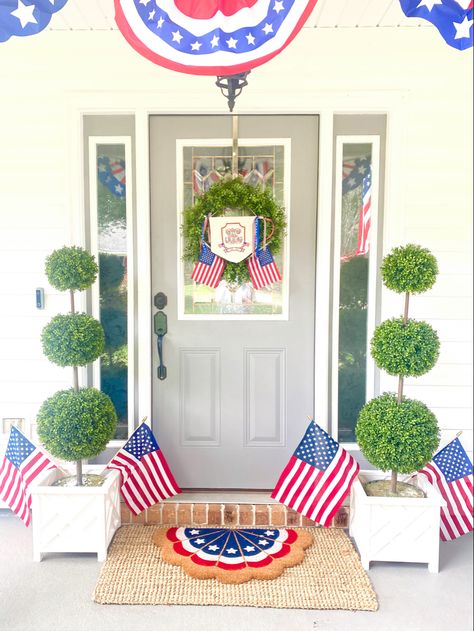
[182,178,286,286]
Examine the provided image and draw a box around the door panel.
[150,115,318,488]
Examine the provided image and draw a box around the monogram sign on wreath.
[209,216,255,263]
[182,178,286,289]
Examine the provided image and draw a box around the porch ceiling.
[49,0,429,31]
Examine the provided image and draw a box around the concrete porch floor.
[0,511,472,631]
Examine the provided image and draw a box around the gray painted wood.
[150,115,318,488]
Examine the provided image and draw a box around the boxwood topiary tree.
[37,246,117,486]
[356,244,441,496]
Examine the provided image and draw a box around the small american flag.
[418,437,473,541]
[0,426,57,527]
[247,247,282,290]
[191,243,225,289]
[107,423,181,516]
[271,421,359,527]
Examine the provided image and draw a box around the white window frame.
[331,135,381,449]
[176,137,291,321]
[88,136,135,447]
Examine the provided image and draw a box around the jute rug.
[93,525,378,610]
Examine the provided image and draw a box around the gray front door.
[150,115,318,489]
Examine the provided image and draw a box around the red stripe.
[308,452,348,525]
[142,456,169,501]
[456,478,473,514]
[449,479,473,532]
[173,541,194,558]
[322,460,359,527]
[10,476,26,514]
[123,475,151,514]
[134,460,163,504]
[247,255,264,289]
[0,458,11,493]
[192,257,224,288]
[465,476,473,493]
[1,461,18,505]
[119,487,141,515]
[109,451,140,482]
[156,450,181,495]
[271,455,299,499]
[191,554,217,567]
[21,452,52,486]
[147,452,176,498]
[275,458,307,505]
[286,466,319,511]
[357,197,371,254]
[166,527,179,541]
[425,464,461,540]
[143,454,175,501]
[291,469,323,513]
[245,556,274,568]
[423,464,458,540]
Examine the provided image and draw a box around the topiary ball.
[371,318,440,377]
[46,246,98,292]
[381,244,438,294]
[37,387,117,461]
[356,393,440,474]
[42,313,105,367]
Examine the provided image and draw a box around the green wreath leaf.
[182,177,286,285]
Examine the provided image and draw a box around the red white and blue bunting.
[399,0,473,50]
[0,0,69,43]
[114,0,318,75]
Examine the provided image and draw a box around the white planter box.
[30,465,121,562]
[349,470,446,573]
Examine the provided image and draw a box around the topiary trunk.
[70,289,83,486]
[390,291,410,494]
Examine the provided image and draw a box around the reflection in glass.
[182,145,285,316]
[338,144,372,442]
[96,145,128,440]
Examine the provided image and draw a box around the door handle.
[154,310,168,380]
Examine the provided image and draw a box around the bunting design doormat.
[93,525,378,610]
[154,527,313,584]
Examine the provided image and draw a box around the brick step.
[120,501,349,528]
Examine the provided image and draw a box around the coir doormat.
[93,525,378,610]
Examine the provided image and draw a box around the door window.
[179,141,290,319]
